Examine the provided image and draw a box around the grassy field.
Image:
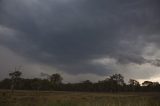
[0,90,160,106]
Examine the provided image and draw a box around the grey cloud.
[149,59,160,67]
[115,54,147,65]
[116,54,160,67]
[0,0,160,76]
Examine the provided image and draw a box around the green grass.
[0,90,160,106]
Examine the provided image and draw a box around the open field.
[0,90,160,106]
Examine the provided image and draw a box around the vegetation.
[9,70,22,93]
[0,91,160,106]
[0,71,160,92]
[0,71,160,106]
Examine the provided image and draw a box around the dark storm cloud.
[0,0,160,75]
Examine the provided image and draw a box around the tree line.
[0,70,160,92]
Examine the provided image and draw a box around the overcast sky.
[0,0,160,83]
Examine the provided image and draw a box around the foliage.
[9,70,22,92]
[49,73,63,85]
[0,72,160,92]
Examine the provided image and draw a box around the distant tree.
[142,81,153,87]
[40,72,50,79]
[81,80,93,91]
[152,82,160,91]
[9,67,22,93]
[142,81,160,91]
[108,74,125,92]
[128,79,140,91]
[129,79,140,86]
[1,71,160,92]
[50,73,63,85]
[0,78,12,89]
[82,80,92,84]
[109,74,124,85]
[152,82,160,86]
[30,78,42,91]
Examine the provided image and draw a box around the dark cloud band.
[0,0,160,75]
